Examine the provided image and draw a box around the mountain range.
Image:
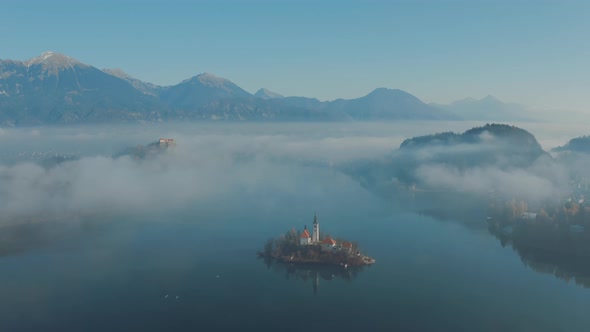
[431,96,532,121]
[0,52,528,126]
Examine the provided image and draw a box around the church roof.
[341,241,353,248]
[321,236,336,245]
[300,229,311,238]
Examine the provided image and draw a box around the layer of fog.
[0,122,411,225]
[0,121,587,226]
[396,131,575,203]
[415,161,568,203]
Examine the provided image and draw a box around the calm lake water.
[2,122,590,331]
[2,180,590,331]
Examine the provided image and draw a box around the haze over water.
[1,122,590,331]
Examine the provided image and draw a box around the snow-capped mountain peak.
[194,72,229,87]
[25,51,86,70]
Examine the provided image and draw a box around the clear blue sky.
[1,0,588,111]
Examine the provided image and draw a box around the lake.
[1,122,590,331]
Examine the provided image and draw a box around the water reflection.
[515,245,590,288]
[387,188,590,289]
[384,188,491,230]
[260,257,365,294]
[487,224,590,289]
[0,219,91,257]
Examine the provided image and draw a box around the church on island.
[257,212,375,266]
[299,213,354,253]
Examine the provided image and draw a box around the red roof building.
[300,229,312,245]
[300,229,311,239]
[321,236,336,250]
[321,236,336,245]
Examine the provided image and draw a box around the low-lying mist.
[0,123,410,225]
[0,121,587,227]
[406,136,569,203]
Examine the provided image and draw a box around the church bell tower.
[312,212,320,243]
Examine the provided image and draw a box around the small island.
[258,213,375,267]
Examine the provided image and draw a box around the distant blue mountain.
[160,73,252,109]
[254,88,284,100]
[0,52,457,125]
[326,88,454,120]
[431,95,532,121]
[553,136,590,154]
[0,52,162,126]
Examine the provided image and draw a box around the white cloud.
[414,159,568,202]
[0,123,402,224]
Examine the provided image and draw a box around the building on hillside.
[321,236,336,251]
[300,226,311,245]
[159,138,176,148]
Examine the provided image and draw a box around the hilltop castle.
[159,138,176,148]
